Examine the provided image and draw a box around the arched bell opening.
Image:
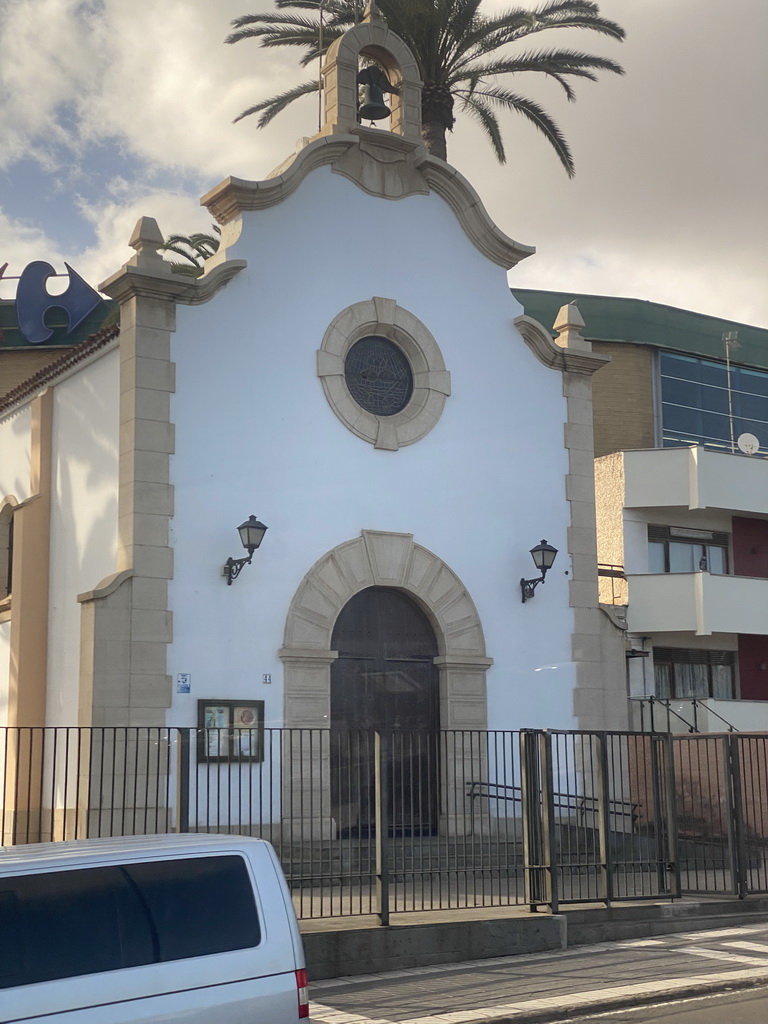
[356,47,400,132]
[318,11,422,141]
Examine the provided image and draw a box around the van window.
[0,854,260,989]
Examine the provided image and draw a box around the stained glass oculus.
[345,336,413,416]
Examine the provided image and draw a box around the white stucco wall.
[167,165,575,733]
[0,403,33,717]
[0,403,33,504]
[46,351,119,724]
[0,620,10,726]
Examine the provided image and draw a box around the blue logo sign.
[16,261,101,345]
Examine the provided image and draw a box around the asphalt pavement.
[309,922,768,1024]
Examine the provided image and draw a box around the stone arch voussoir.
[280,530,491,731]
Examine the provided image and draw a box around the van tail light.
[296,968,309,1019]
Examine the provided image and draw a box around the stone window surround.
[317,296,450,451]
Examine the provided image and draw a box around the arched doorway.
[331,587,439,835]
[279,530,492,838]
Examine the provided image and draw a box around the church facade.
[1,13,616,836]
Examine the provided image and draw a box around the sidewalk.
[300,895,768,980]
[308,922,768,1023]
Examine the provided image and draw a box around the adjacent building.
[515,289,768,732]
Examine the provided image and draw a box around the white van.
[0,833,309,1023]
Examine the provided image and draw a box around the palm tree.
[226,0,625,174]
[159,228,221,277]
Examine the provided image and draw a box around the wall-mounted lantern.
[223,515,268,585]
[520,540,558,603]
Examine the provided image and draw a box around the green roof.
[511,289,768,371]
[0,298,119,350]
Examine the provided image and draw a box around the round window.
[344,336,414,416]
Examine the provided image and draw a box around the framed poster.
[197,700,265,763]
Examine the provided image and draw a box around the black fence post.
[595,732,613,905]
[521,730,555,909]
[727,733,748,899]
[539,731,559,913]
[649,734,668,894]
[375,731,391,925]
[520,730,539,908]
[662,732,680,897]
[176,729,190,834]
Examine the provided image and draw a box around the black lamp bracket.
[520,574,547,603]
[224,554,253,586]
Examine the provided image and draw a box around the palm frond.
[233,78,320,127]
[460,94,506,162]
[456,84,574,175]
[227,0,625,174]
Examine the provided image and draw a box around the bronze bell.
[358,82,391,122]
[357,66,393,123]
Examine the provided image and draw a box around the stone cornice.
[78,568,134,604]
[201,133,534,270]
[433,655,494,670]
[419,157,534,268]
[278,647,340,665]
[515,315,611,375]
[99,260,246,306]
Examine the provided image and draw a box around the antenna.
[318,0,325,131]
[723,331,739,453]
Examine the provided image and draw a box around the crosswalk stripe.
[725,940,768,954]
[682,945,768,966]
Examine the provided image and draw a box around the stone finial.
[127,216,168,270]
[553,301,591,352]
[363,0,383,23]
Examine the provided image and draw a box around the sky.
[1,0,766,327]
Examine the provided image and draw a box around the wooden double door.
[330,587,439,835]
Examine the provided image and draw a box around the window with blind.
[654,648,735,700]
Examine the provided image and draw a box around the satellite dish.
[737,432,760,455]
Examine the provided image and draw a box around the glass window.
[669,542,696,573]
[648,541,666,573]
[0,855,260,989]
[344,336,413,416]
[653,648,735,700]
[647,526,729,574]
[660,352,768,454]
[122,855,260,962]
[706,545,726,574]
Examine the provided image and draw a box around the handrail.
[631,695,738,733]
[466,781,638,825]
[692,698,738,732]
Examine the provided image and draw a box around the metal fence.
[2,727,766,920]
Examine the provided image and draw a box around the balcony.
[627,571,768,636]
[621,446,768,515]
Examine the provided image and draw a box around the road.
[561,987,768,1022]
[309,922,768,1024]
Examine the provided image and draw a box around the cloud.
[0,0,315,179]
[74,183,212,289]
[0,211,67,296]
[1,0,766,326]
